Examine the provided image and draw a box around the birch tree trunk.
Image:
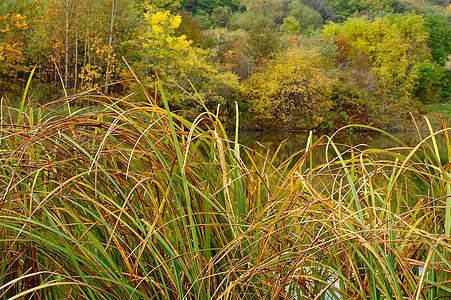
[81,10,90,91]
[65,0,70,92]
[74,3,78,94]
[104,0,116,94]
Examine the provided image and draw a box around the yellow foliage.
[79,37,117,90]
[79,64,103,89]
[128,6,239,111]
[322,14,432,103]
[154,46,241,110]
[0,13,28,89]
[139,6,191,62]
[244,46,335,127]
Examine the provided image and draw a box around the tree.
[322,14,433,103]
[0,13,28,91]
[202,28,254,79]
[248,26,280,61]
[326,0,406,21]
[424,12,451,66]
[181,0,242,15]
[281,16,301,34]
[134,6,192,75]
[128,6,240,112]
[25,0,137,94]
[142,0,181,12]
[164,47,241,112]
[287,0,323,30]
[174,11,203,45]
[244,45,335,127]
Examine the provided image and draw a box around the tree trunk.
[105,0,116,94]
[65,0,70,93]
[81,11,90,91]
[74,3,78,94]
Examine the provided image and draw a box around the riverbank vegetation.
[1,0,450,129]
[2,1,451,299]
[1,82,451,299]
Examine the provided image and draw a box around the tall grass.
[1,80,451,299]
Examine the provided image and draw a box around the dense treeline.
[0,0,450,128]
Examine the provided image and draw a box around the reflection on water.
[236,129,449,170]
[233,128,450,218]
[233,129,449,300]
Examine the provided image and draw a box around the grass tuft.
[1,82,451,299]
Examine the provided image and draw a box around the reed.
[1,80,451,299]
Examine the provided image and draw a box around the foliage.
[174,11,203,45]
[230,10,276,30]
[244,45,335,127]
[142,0,181,12]
[194,6,232,29]
[138,6,192,64]
[399,0,450,15]
[202,28,254,79]
[247,26,280,61]
[236,0,322,31]
[10,0,137,95]
[240,0,290,24]
[414,62,447,101]
[324,68,376,128]
[228,9,281,62]
[0,0,449,130]
[129,7,240,113]
[78,37,117,90]
[0,13,28,91]
[326,0,409,21]
[281,16,302,34]
[163,47,241,112]
[323,14,433,106]
[287,0,323,30]
[181,0,242,15]
[424,12,451,66]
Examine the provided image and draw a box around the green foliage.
[399,0,449,15]
[282,16,301,34]
[241,0,290,24]
[227,12,281,60]
[354,0,403,13]
[324,69,377,128]
[230,10,276,30]
[414,62,446,101]
[194,6,231,29]
[424,12,451,66]
[142,0,181,11]
[236,0,322,32]
[287,0,323,30]
[181,0,242,14]
[248,26,280,60]
[327,0,407,21]
[163,47,241,111]
[202,28,254,79]
[323,14,433,104]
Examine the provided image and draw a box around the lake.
[236,129,442,167]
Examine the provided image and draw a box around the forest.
[1,0,450,129]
